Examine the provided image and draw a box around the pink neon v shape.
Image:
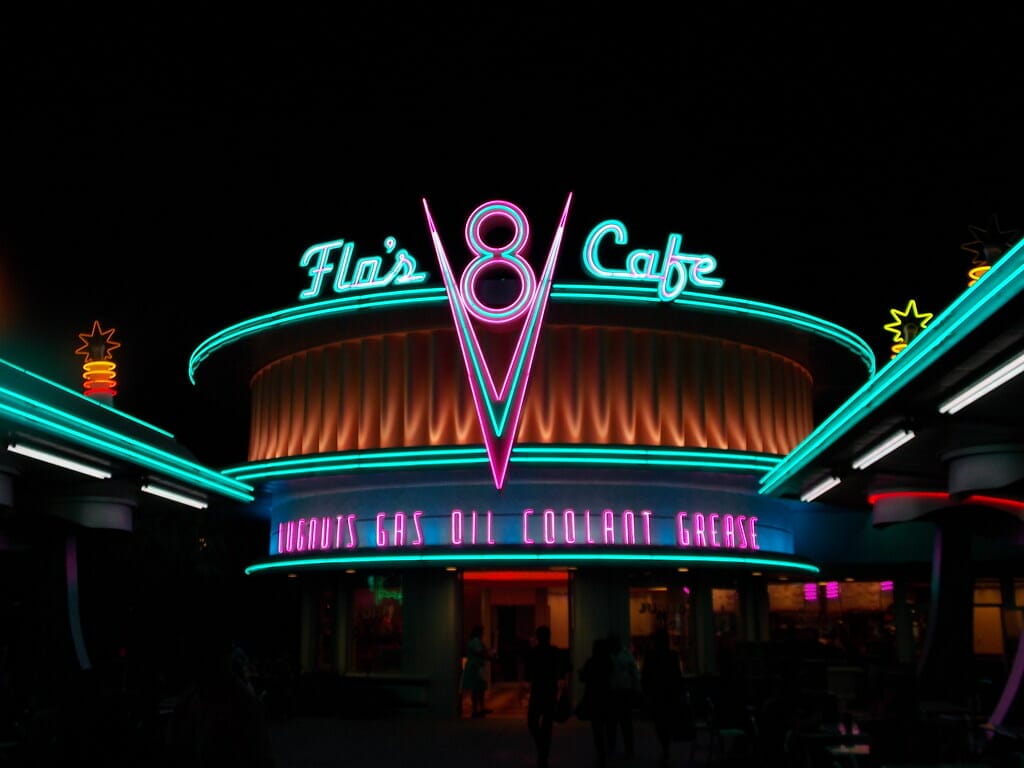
[422,193,574,490]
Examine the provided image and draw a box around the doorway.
[460,569,572,718]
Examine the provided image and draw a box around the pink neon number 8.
[460,201,536,324]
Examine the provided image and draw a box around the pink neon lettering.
[307,517,318,550]
[297,518,307,551]
[376,512,388,547]
[736,515,748,548]
[523,509,534,544]
[622,510,635,545]
[277,522,285,554]
[286,521,295,552]
[748,516,759,550]
[543,509,556,545]
[486,511,495,545]
[602,509,615,544]
[640,510,653,545]
[708,513,720,547]
[723,515,736,547]
[394,512,407,546]
[451,510,464,545]
[676,512,690,546]
[346,514,358,549]
[693,513,707,547]
[319,516,331,549]
[585,510,596,544]
[564,509,576,544]
[412,511,424,546]
[334,515,345,548]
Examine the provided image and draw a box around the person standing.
[607,632,640,758]
[641,628,685,767]
[461,625,494,718]
[524,625,570,768]
[579,636,614,767]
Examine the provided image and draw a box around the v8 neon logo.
[422,194,574,489]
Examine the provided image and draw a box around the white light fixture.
[851,429,916,470]
[7,442,112,479]
[141,482,208,509]
[939,349,1024,414]
[800,475,841,502]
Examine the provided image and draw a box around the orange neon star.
[74,320,120,363]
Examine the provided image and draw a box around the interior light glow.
[799,475,841,503]
[141,482,208,509]
[851,429,916,470]
[245,551,820,575]
[938,349,1024,414]
[8,442,112,479]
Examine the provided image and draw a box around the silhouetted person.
[525,625,570,768]
[167,624,275,768]
[607,632,639,757]
[641,628,684,766]
[462,624,494,717]
[579,636,614,766]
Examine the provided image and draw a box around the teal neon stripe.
[245,551,820,575]
[0,389,254,502]
[190,285,873,381]
[760,236,1024,496]
[0,357,175,438]
[223,445,780,482]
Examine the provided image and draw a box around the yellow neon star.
[75,320,120,363]
[883,300,932,344]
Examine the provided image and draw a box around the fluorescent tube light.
[851,429,916,470]
[939,349,1024,414]
[800,475,841,502]
[141,482,208,509]
[7,442,112,479]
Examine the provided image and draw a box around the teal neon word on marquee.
[582,220,724,301]
[298,236,429,300]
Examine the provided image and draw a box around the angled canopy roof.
[0,357,253,504]
[760,236,1024,509]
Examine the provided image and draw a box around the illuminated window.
[350,573,403,673]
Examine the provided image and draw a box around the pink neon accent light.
[804,583,818,601]
[880,580,893,592]
[826,581,840,599]
[423,194,574,489]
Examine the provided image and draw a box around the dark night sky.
[1,5,1023,468]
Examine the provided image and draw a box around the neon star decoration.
[75,320,120,398]
[423,194,574,490]
[883,300,932,359]
[961,215,1020,287]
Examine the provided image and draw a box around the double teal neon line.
[245,551,820,575]
[222,445,780,483]
[189,286,873,382]
[0,385,253,502]
[760,235,1024,496]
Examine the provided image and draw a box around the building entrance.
[460,569,571,718]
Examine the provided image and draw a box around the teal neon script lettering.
[298,235,428,300]
[581,219,724,301]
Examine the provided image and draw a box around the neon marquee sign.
[294,195,726,489]
[274,508,759,554]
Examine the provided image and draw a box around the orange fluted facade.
[248,326,814,461]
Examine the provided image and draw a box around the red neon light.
[867,491,1024,513]
[75,321,120,398]
[462,570,570,583]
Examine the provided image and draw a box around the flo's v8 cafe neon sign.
[296,194,725,489]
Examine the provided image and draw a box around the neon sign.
[883,299,932,359]
[581,219,724,300]
[74,320,120,400]
[273,507,759,554]
[298,236,428,300]
[423,196,574,490]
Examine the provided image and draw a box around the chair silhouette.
[690,695,755,765]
